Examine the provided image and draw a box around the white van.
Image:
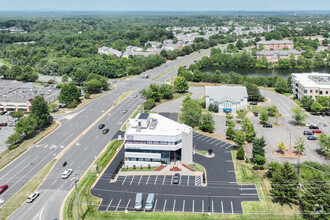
[144,193,155,211]
[134,193,143,211]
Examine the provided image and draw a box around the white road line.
[221,201,224,214]
[163,199,167,212]
[225,151,231,153]
[115,199,121,211]
[153,199,158,212]
[154,175,158,185]
[171,175,173,185]
[221,143,229,148]
[162,176,166,185]
[231,201,234,214]
[202,200,204,213]
[196,136,202,139]
[172,199,176,212]
[227,170,236,172]
[225,145,232,150]
[226,160,233,162]
[122,176,127,185]
[187,176,189,185]
[125,199,131,210]
[138,176,142,185]
[130,176,135,185]
[0,155,31,180]
[229,182,237,184]
[240,193,259,196]
[210,139,218,144]
[205,138,212,142]
[215,142,221,146]
[179,176,182,185]
[212,200,214,213]
[240,188,257,190]
[182,200,185,212]
[201,136,208,141]
[146,175,150,185]
[51,179,57,186]
[192,200,194,213]
[106,199,113,211]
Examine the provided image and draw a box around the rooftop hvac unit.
[149,118,158,130]
[136,126,141,132]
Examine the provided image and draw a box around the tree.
[310,102,324,113]
[58,82,81,104]
[72,68,88,85]
[174,76,189,93]
[236,109,248,121]
[300,96,314,110]
[11,110,24,118]
[236,39,244,50]
[83,79,103,94]
[62,74,69,83]
[270,162,299,205]
[316,96,329,110]
[291,106,309,125]
[181,97,202,128]
[6,132,23,145]
[254,155,266,169]
[199,112,215,133]
[30,96,50,128]
[160,84,173,99]
[236,147,245,160]
[252,137,266,159]
[48,103,58,112]
[226,126,235,140]
[245,83,264,102]
[233,130,246,147]
[242,118,256,142]
[260,111,269,123]
[294,137,305,153]
[15,116,37,135]
[275,77,289,94]
[208,103,218,113]
[277,142,286,153]
[267,105,278,117]
[144,99,156,110]
[318,134,330,158]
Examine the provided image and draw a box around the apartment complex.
[256,49,302,63]
[124,113,193,167]
[291,73,330,100]
[257,39,294,50]
[205,85,248,113]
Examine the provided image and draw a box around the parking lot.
[91,129,259,214]
[0,114,15,153]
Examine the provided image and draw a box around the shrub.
[84,93,91,99]
[67,99,78,108]
[200,100,206,108]
[208,148,213,155]
[144,99,156,110]
[236,147,245,160]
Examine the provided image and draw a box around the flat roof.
[138,113,149,120]
[292,73,330,88]
[205,85,247,103]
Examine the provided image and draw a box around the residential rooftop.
[257,39,293,45]
[205,85,248,103]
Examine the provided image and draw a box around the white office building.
[124,113,193,167]
[205,85,248,113]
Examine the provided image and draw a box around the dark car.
[0,123,7,127]
[173,173,180,184]
[123,110,128,114]
[303,131,313,135]
[326,112,330,116]
[308,136,318,140]
[253,112,259,116]
[309,125,319,129]
[144,75,149,79]
[98,124,105,129]
[0,111,7,115]
[313,130,323,134]
[320,112,326,116]
[250,102,257,105]
[0,185,8,194]
[263,124,273,128]
[102,128,109,134]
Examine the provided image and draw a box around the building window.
[320,91,323,95]
[310,90,313,93]
[326,91,329,94]
[304,90,307,94]
[316,90,318,93]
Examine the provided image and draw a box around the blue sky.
[1,0,330,11]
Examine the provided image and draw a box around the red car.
[0,123,7,127]
[313,130,323,134]
[0,185,8,194]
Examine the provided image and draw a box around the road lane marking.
[179,176,182,185]
[225,151,231,153]
[187,176,189,185]
[212,200,214,213]
[240,188,257,190]
[231,201,234,214]
[146,175,150,185]
[138,176,142,185]
[202,200,204,213]
[215,142,221,146]
[122,176,127,185]
[154,175,158,185]
[221,201,223,214]
[106,199,113,211]
[115,199,121,211]
[210,139,218,144]
[240,193,258,196]
[0,155,31,180]
[226,160,233,162]
[153,199,157,212]
[172,199,176,212]
[130,176,135,185]
[125,199,131,210]
[192,200,194,213]
[163,199,167,212]
[227,170,236,172]
[162,176,166,185]
[182,200,185,212]
[171,175,173,185]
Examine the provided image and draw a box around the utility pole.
[74,176,80,220]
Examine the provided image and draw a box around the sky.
[1,0,330,11]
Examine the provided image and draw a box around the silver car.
[26,191,39,203]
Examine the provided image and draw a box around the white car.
[306,123,316,127]
[62,169,73,179]
[26,191,39,203]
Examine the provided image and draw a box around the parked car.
[309,125,319,129]
[26,192,39,203]
[250,102,257,105]
[263,124,273,128]
[134,193,143,211]
[144,193,155,211]
[62,169,73,179]
[303,131,313,135]
[144,75,149,79]
[253,112,259,116]
[0,185,8,194]
[98,124,105,129]
[0,123,7,127]
[306,123,316,127]
[102,128,109,134]
[326,112,330,116]
[133,94,137,98]
[308,136,318,140]
[320,112,326,116]
[0,111,7,115]
[313,130,323,134]
[173,173,180,184]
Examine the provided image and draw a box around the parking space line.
[227,170,236,172]
[225,145,233,150]
[163,199,167,212]
[225,150,231,153]
[130,176,135,185]
[240,193,258,195]
[226,160,233,162]
[201,136,208,141]
[138,176,142,185]
[221,143,229,148]
[125,199,131,210]
[202,200,204,213]
[192,200,194,213]
[215,142,221,146]
[162,176,166,185]
[115,199,121,211]
[153,199,157,212]
[182,200,185,212]
[210,139,218,144]
[205,138,212,142]
[106,199,113,211]
[154,175,158,185]
[179,176,182,185]
[231,201,234,214]
[187,176,189,185]
[212,200,214,213]
[221,201,223,214]
[171,175,173,185]
[146,175,150,185]
[122,176,127,185]
[172,199,176,212]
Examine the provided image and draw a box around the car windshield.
[135,202,141,206]
[146,202,152,206]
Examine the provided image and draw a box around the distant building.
[124,113,193,167]
[256,49,302,63]
[98,46,122,57]
[257,40,294,50]
[205,85,248,113]
[145,41,162,48]
[291,73,330,100]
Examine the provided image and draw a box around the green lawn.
[114,90,135,106]
[188,162,206,173]
[195,149,208,155]
[121,166,157,171]
[249,105,282,118]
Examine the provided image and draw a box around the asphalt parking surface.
[91,130,259,214]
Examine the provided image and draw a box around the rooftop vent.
[149,118,158,130]
[136,126,141,132]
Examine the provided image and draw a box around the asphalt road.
[91,131,258,214]
[2,46,223,219]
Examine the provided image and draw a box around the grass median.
[0,159,57,219]
[114,90,135,106]
[0,122,59,170]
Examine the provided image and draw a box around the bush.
[8,144,19,150]
[200,100,206,108]
[144,98,156,110]
[47,79,56,84]
[84,93,91,99]
[208,148,213,155]
[67,99,79,108]
[236,147,245,160]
